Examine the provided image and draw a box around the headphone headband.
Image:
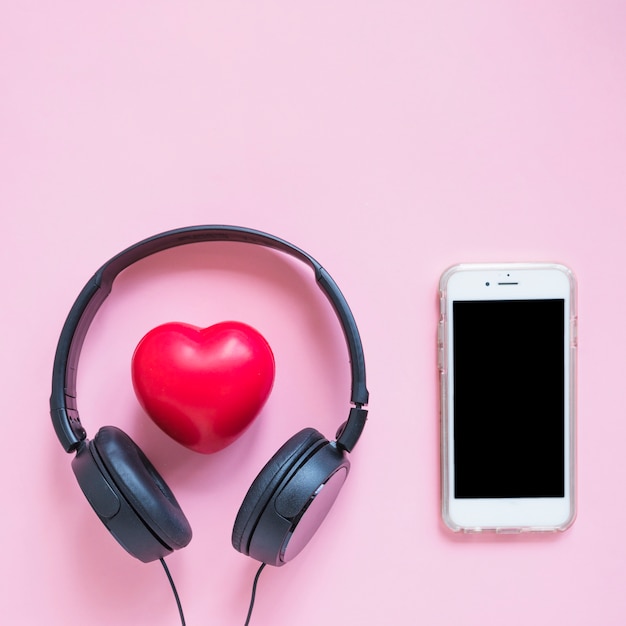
[50,225,368,453]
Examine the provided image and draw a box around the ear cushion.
[93,426,192,550]
[232,427,326,554]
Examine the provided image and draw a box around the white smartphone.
[438,263,577,533]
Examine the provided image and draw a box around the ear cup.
[232,428,349,566]
[232,428,324,553]
[93,426,192,549]
[72,426,192,562]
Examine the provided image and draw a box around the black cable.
[160,557,186,626]
[244,562,267,626]
[159,556,265,625]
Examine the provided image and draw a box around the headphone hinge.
[335,407,368,453]
[51,407,86,453]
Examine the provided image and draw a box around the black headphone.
[50,225,368,567]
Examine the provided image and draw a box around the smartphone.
[438,263,577,532]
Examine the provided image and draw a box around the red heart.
[131,321,275,454]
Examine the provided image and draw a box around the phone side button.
[437,322,445,370]
[570,318,578,347]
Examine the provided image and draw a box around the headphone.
[50,225,369,567]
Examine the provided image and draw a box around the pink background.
[2,2,626,624]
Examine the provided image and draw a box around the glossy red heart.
[131,321,275,454]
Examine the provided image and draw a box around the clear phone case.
[438,263,577,533]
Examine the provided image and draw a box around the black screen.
[453,299,565,498]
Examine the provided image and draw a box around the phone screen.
[452,299,565,499]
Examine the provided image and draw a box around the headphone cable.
[244,562,267,626]
[160,557,186,626]
[159,557,266,626]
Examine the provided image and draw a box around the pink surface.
[2,2,626,624]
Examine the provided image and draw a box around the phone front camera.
[485,282,490,286]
